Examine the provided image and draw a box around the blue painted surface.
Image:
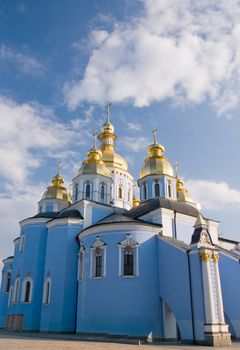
[219,253,240,337]
[157,238,193,341]
[0,259,12,328]
[77,230,162,337]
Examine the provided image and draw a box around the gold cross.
[105,101,112,122]
[57,160,62,175]
[174,162,179,178]
[152,128,157,144]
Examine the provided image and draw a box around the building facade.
[0,113,239,346]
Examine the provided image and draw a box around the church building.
[0,108,240,346]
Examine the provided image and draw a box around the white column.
[213,253,225,324]
[103,248,107,277]
[135,246,139,276]
[118,246,122,276]
[90,249,93,278]
[200,252,216,324]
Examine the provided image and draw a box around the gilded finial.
[105,101,112,123]
[152,128,157,144]
[57,160,62,176]
[174,162,179,178]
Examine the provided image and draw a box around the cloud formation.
[0,44,44,75]
[65,0,240,116]
[186,179,240,210]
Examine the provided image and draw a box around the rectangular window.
[124,254,134,276]
[95,255,102,277]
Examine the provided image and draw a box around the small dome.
[78,145,111,177]
[140,142,174,178]
[41,173,71,202]
[101,120,114,134]
[176,178,195,204]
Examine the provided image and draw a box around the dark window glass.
[124,253,134,276]
[118,187,122,199]
[24,281,31,302]
[95,255,102,277]
[85,184,90,198]
[100,185,105,199]
[143,184,147,200]
[5,273,11,292]
[45,281,50,304]
[168,182,172,198]
[155,183,160,197]
[75,184,78,201]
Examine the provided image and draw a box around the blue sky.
[1,0,240,261]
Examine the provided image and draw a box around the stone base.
[204,331,232,347]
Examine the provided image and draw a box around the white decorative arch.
[90,236,107,278]
[21,276,33,303]
[118,234,139,277]
[42,276,51,304]
[13,277,20,303]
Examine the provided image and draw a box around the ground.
[0,333,239,350]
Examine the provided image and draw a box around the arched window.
[4,271,11,292]
[118,186,123,199]
[100,184,105,200]
[74,183,78,201]
[43,278,51,304]
[85,183,90,198]
[143,183,147,200]
[155,182,160,197]
[118,235,139,277]
[13,278,20,303]
[168,181,172,198]
[90,237,107,278]
[21,277,33,303]
[19,235,25,252]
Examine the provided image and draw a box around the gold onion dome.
[41,161,72,202]
[98,103,128,171]
[176,177,194,204]
[140,128,174,178]
[78,133,111,177]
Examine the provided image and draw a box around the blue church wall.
[218,253,240,338]
[188,251,205,342]
[157,238,193,342]
[0,259,13,328]
[77,229,163,338]
[8,223,48,331]
[40,221,82,333]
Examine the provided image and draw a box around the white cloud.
[127,122,142,131]
[120,136,150,152]
[185,179,240,210]
[0,44,44,75]
[64,0,240,116]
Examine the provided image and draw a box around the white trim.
[19,235,25,253]
[78,243,85,280]
[42,277,51,304]
[78,223,160,240]
[13,277,20,303]
[90,237,107,278]
[47,218,83,229]
[8,286,13,306]
[21,276,33,303]
[118,235,139,277]
[20,217,50,228]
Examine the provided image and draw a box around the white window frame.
[8,286,13,306]
[21,276,33,303]
[13,277,20,303]
[19,234,25,253]
[118,234,139,277]
[42,277,51,304]
[90,236,107,278]
[78,242,85,280]
[84,181,92,199]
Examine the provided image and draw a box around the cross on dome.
[105,101,112,123]
[152,128,157,144]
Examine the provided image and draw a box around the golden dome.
[98,105,128,171]
[41,164,72,202]
[176,177,194,204]
[78,135,111,177]
[140,129,174,178]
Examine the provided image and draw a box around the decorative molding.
[200,252,211,261]
[213,253,219,263]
